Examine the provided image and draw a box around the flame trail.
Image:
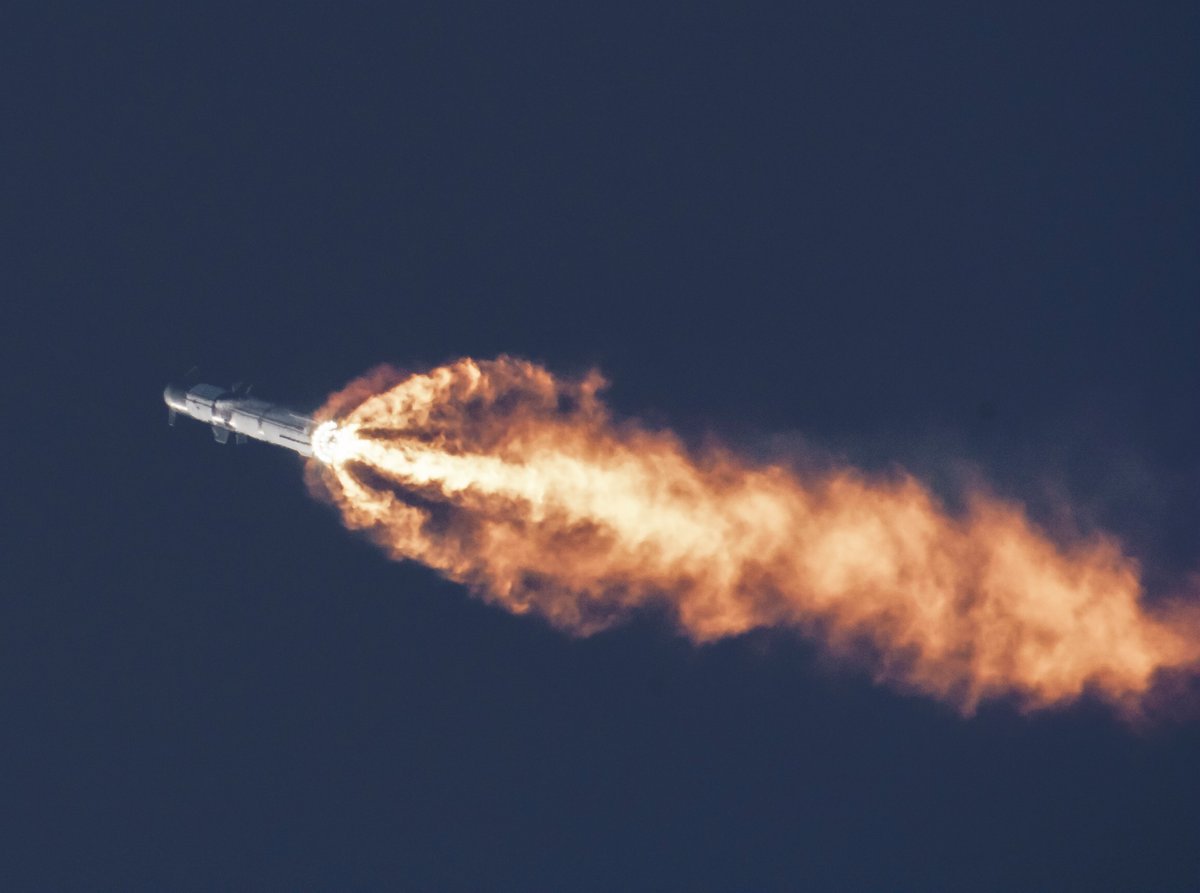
[306,356,1199,714]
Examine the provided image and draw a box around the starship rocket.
[164,382,338,460]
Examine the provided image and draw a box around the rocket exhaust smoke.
[306,356,1199,715]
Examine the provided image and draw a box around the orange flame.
[307,356,1199,714]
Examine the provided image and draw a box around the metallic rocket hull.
[164,383,317,457]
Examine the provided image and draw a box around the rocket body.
[164,383,317,457]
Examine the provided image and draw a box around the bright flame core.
[311,420,358,465]
[306,356,1199,715]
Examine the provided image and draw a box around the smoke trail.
[306,356,1200,715]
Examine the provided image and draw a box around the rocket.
[164,382,329,459]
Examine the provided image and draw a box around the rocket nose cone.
[163,383,189,412]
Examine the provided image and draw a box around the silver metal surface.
[163,382,316,457]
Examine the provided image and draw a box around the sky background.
[5,3,1199,890]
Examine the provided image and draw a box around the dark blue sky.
[6,4,1199,890]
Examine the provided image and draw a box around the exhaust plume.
[307,356,1199,714]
